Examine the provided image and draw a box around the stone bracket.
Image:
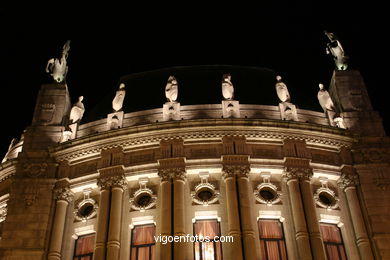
[163,102,180,121]
[107,111,124,130]
[279,102,298,121]
[222,100,240,118]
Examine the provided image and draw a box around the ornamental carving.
[254,182,281,206]
[0,198,8,222]
[129,187,157,212]
[23,163,48,178]
[337,172,359,190]
[158,167,186,182]
[54,187,74,203]
[191,182,219,206]
[314,187,339,210]
[283,167,313,181]
[74,198,98,222]
[222,165,250,179]
[97,175,128,190]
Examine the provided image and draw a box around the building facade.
[0,64,389,260]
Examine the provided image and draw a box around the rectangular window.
[73,234,95,260]
[193,219,222,260]
[320,223,347,260]
[130,224,156,260]
[258,219,288,260]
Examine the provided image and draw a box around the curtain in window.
[258,219,288,260]
[131,224,155,260]
[194,220,222,260]
[74,234,95,260]
[320,223,347,260]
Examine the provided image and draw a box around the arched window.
[320,223,347,260]
[73,234,95,260]
[258,219,288,260]
[193,219,222,260]
[130,224,156,260]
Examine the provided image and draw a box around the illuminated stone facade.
[0,67,389,260]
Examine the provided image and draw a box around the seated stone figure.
[165,76,178,102]
[222,74,234,100]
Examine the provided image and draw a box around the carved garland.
[314,187,339,210]
[191,182,219,206]
[254,183,281,206]
[129,187,157,212]
[74,198,98,222]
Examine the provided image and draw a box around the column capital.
[283,167,313,181]
[53,178,73,203]
[337,166,359,190]
[98,174,128,190]
[222,164,250,179]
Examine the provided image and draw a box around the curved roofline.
[119,64,276,82]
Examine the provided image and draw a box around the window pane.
[74,234,95,257]
[258,219,283,239]
[132,225,155,245]
[193,220,222,260]
[258,219,288,260]
[320,224,342,243]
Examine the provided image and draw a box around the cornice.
[49,119,356,162]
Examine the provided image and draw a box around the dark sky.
[0,5,388,157]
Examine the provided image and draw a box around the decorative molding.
[54,187,74,203]
[254,182,281,206]
[23,163,48,178]
[314,187,339,210]
[74,198,98,222]
[52,126,354,161]
[129,178,157,212]
[191,172,219,206]
[0,194,9,222]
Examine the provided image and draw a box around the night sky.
[0,5,388,157]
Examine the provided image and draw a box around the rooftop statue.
[112,83,126,112]
[324,31,348,70]
[275,75,290,103]
[317,83,335,112]
[222,74,234,100]
[69,96,85,124]
[46,40,71,83]
[165,76,178,102]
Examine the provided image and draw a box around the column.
[338,166,374,260]
[172,168,187,259]
[48,184,73,260]
[106,175,127,260]
[93,181,111,260]
[284,169,312,260]
[222,166,244,260]
[299,171,327,260]
[158,169,172,260]
[236,165,259,260]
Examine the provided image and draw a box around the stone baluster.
[48,181,73,260]
[338,166,374,260]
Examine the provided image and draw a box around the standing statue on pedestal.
[317,83,335,112]
[222,74,234,100]
[112,83,126,112]
[165,76,178,102]
[275,75,291,103]
[46,40,71,83]
[324,31,348,70]
[69,96,85,124]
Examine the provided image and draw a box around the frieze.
[189,147,218,158]
[252,147,282,159]
[52,128,354,161]
[311,152,339,165]
[124,152,155,165]
[73,162,98,177]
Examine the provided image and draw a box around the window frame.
[130,223,156,260]
[320,223,347,260]
[193,218,223,260]
[258,218,288,260]
[73,233,95,260]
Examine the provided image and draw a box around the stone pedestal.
[163,102,180,121]
[107,111,124,130]
[279,102,298,121]
[222,100,240,118]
